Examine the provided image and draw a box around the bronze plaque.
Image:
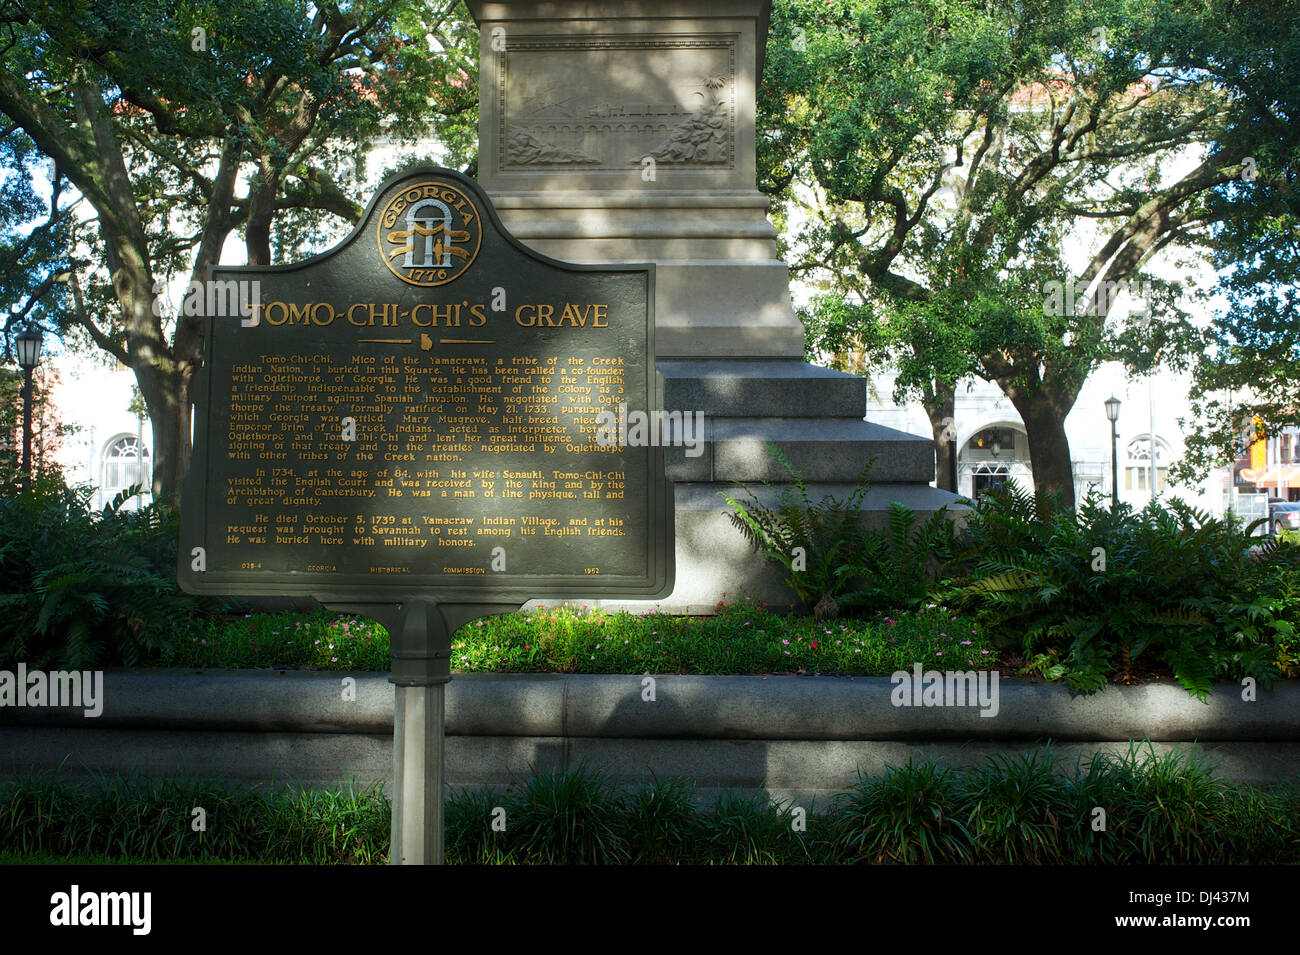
[178,166,672,602]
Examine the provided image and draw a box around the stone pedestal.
[467,0,962,611]
[471,0,800,359]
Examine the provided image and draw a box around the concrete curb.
[2,669,1297,741]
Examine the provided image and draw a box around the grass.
[161,598,996,675]
[3,745,1298,865]
[0,771,389,865]
[0,852,265,865]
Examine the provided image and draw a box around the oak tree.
[0,0,477,500]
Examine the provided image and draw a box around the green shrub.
[444,786,510,865]
[832,758,974,864]
[963,750,1069,864]
[6,752,1299,865]
[1122,746,1238,863]
[722,444,876,618]
[502,763,629,865]
[1234,534,1300,679]
[840,501,958,615]
[623,776,704,864]
[0,769,387,864]
[722,446,954,619]
[1065,747,1143,863]
[943,483,1300,697]
[699,791,814,864]
[0,475,230,668]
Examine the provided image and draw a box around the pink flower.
[811,641,819,649]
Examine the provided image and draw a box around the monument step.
[661,417,935,484]
[676,480,965,518]
[658,359,866,418]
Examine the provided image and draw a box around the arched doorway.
[958,425,1032,500]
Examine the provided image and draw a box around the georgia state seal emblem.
[376,179,482,286]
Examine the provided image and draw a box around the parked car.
[1269,501,1300,536]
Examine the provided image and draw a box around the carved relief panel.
[497,35,737,172]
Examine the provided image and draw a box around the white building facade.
[867,362,1261,521]
[49,350,153,510]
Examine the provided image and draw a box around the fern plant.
[720,444,875,618]
[0,475,230,668]
[943,483,1298,698]
[839,502,958,615]
[721,446,958,618]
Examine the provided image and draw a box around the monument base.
[470,0,966,614]
[533,360,967,614]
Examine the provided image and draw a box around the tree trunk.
[922,387,958,492]
[1008,391,1076,510]
[135,363,194,506]
[245,177,276,267]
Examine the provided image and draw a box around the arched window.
[1125,435,1170,493]
[102,435,150,498]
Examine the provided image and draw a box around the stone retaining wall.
[2,670,1296,805]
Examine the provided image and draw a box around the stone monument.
[467,0,961,612]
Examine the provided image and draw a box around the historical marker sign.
[179,166,672,603]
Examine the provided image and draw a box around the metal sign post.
[336,599,517,864]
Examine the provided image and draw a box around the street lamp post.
[15,324,44,492]
[1105,396,1121,510]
